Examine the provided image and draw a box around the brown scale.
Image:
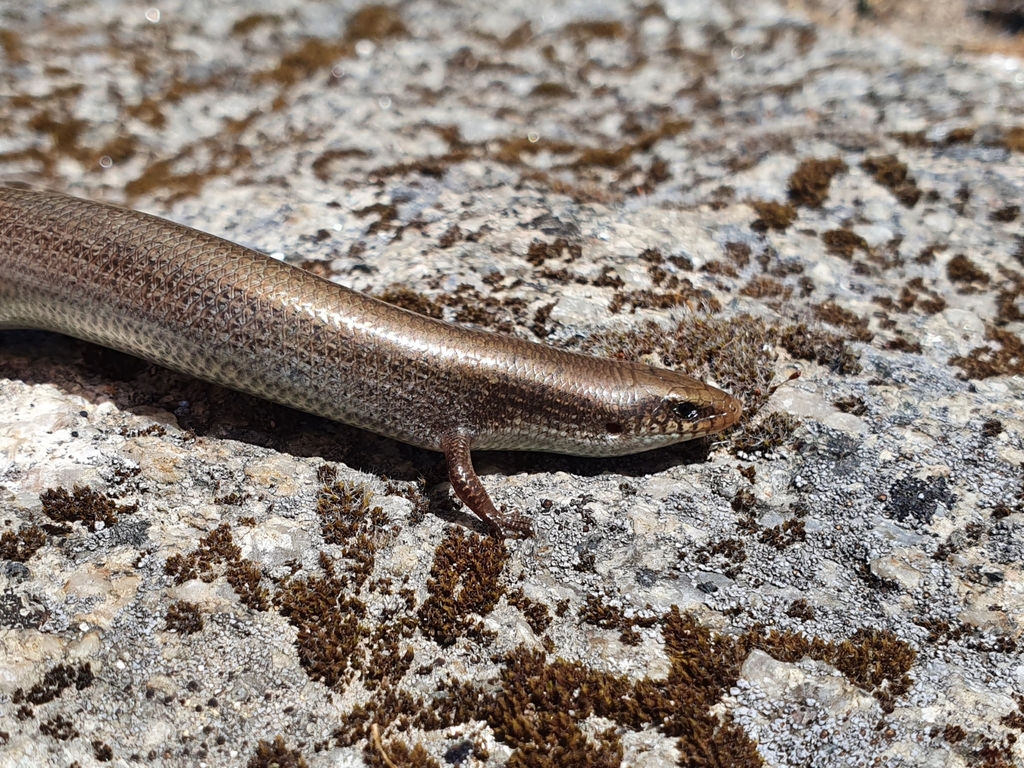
[0,187,741,535]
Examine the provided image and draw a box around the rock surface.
[1,1,1023,766]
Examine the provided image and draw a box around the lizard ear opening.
[605,422,623,434]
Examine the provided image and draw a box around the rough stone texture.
[1,1,1023,766]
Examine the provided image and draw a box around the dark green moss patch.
[788,157,847,208]
[40,485,137,532]
[861,155,921,208]
[0,525,46,562]
[950,325,1024,379]
[417,528,508,647]
[248,736,308,768]
[165,600,204,634]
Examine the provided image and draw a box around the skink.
[0,187,741,535]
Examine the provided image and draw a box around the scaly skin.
[0,187,742,534]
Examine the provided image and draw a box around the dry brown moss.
[230,13,280,35]
[276,553,367,689]
[416,528,508,647]
[435,608,762,767]
[376,285,445,318]
[165,600,204,635]
[788,157,847,207]
[317,480,387,590]
[263,38,356,86]
[0,29,25,64]
[749,200,798,231]
[525,237,582,265]
[40,485,137,532]
[609,284,721,314]
[833,395,867,416]
[578,594,656,645]
[861,155,921,208]
[749,627,915,712]
[731,411,802,455]
[164,523,269,611]
[990,205,1020,223]
[822,228,869,259]
[311,147,371,181]
[778,324,862,374]
[813,300,873,342]
[946,254,991,292]
[950,325,1024,379]
[786,599,815,622]
[759,519,806,550]
[507,588,553,636]
[39,714,78,741]
[583,314,777,420]
[530,81,576,99]
[372,737,441,768]
[12,662,94,707]
[247,736,308,768]
[0,525,46,562]
[739,275,791,301]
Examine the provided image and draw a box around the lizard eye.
[671,401,701,421]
